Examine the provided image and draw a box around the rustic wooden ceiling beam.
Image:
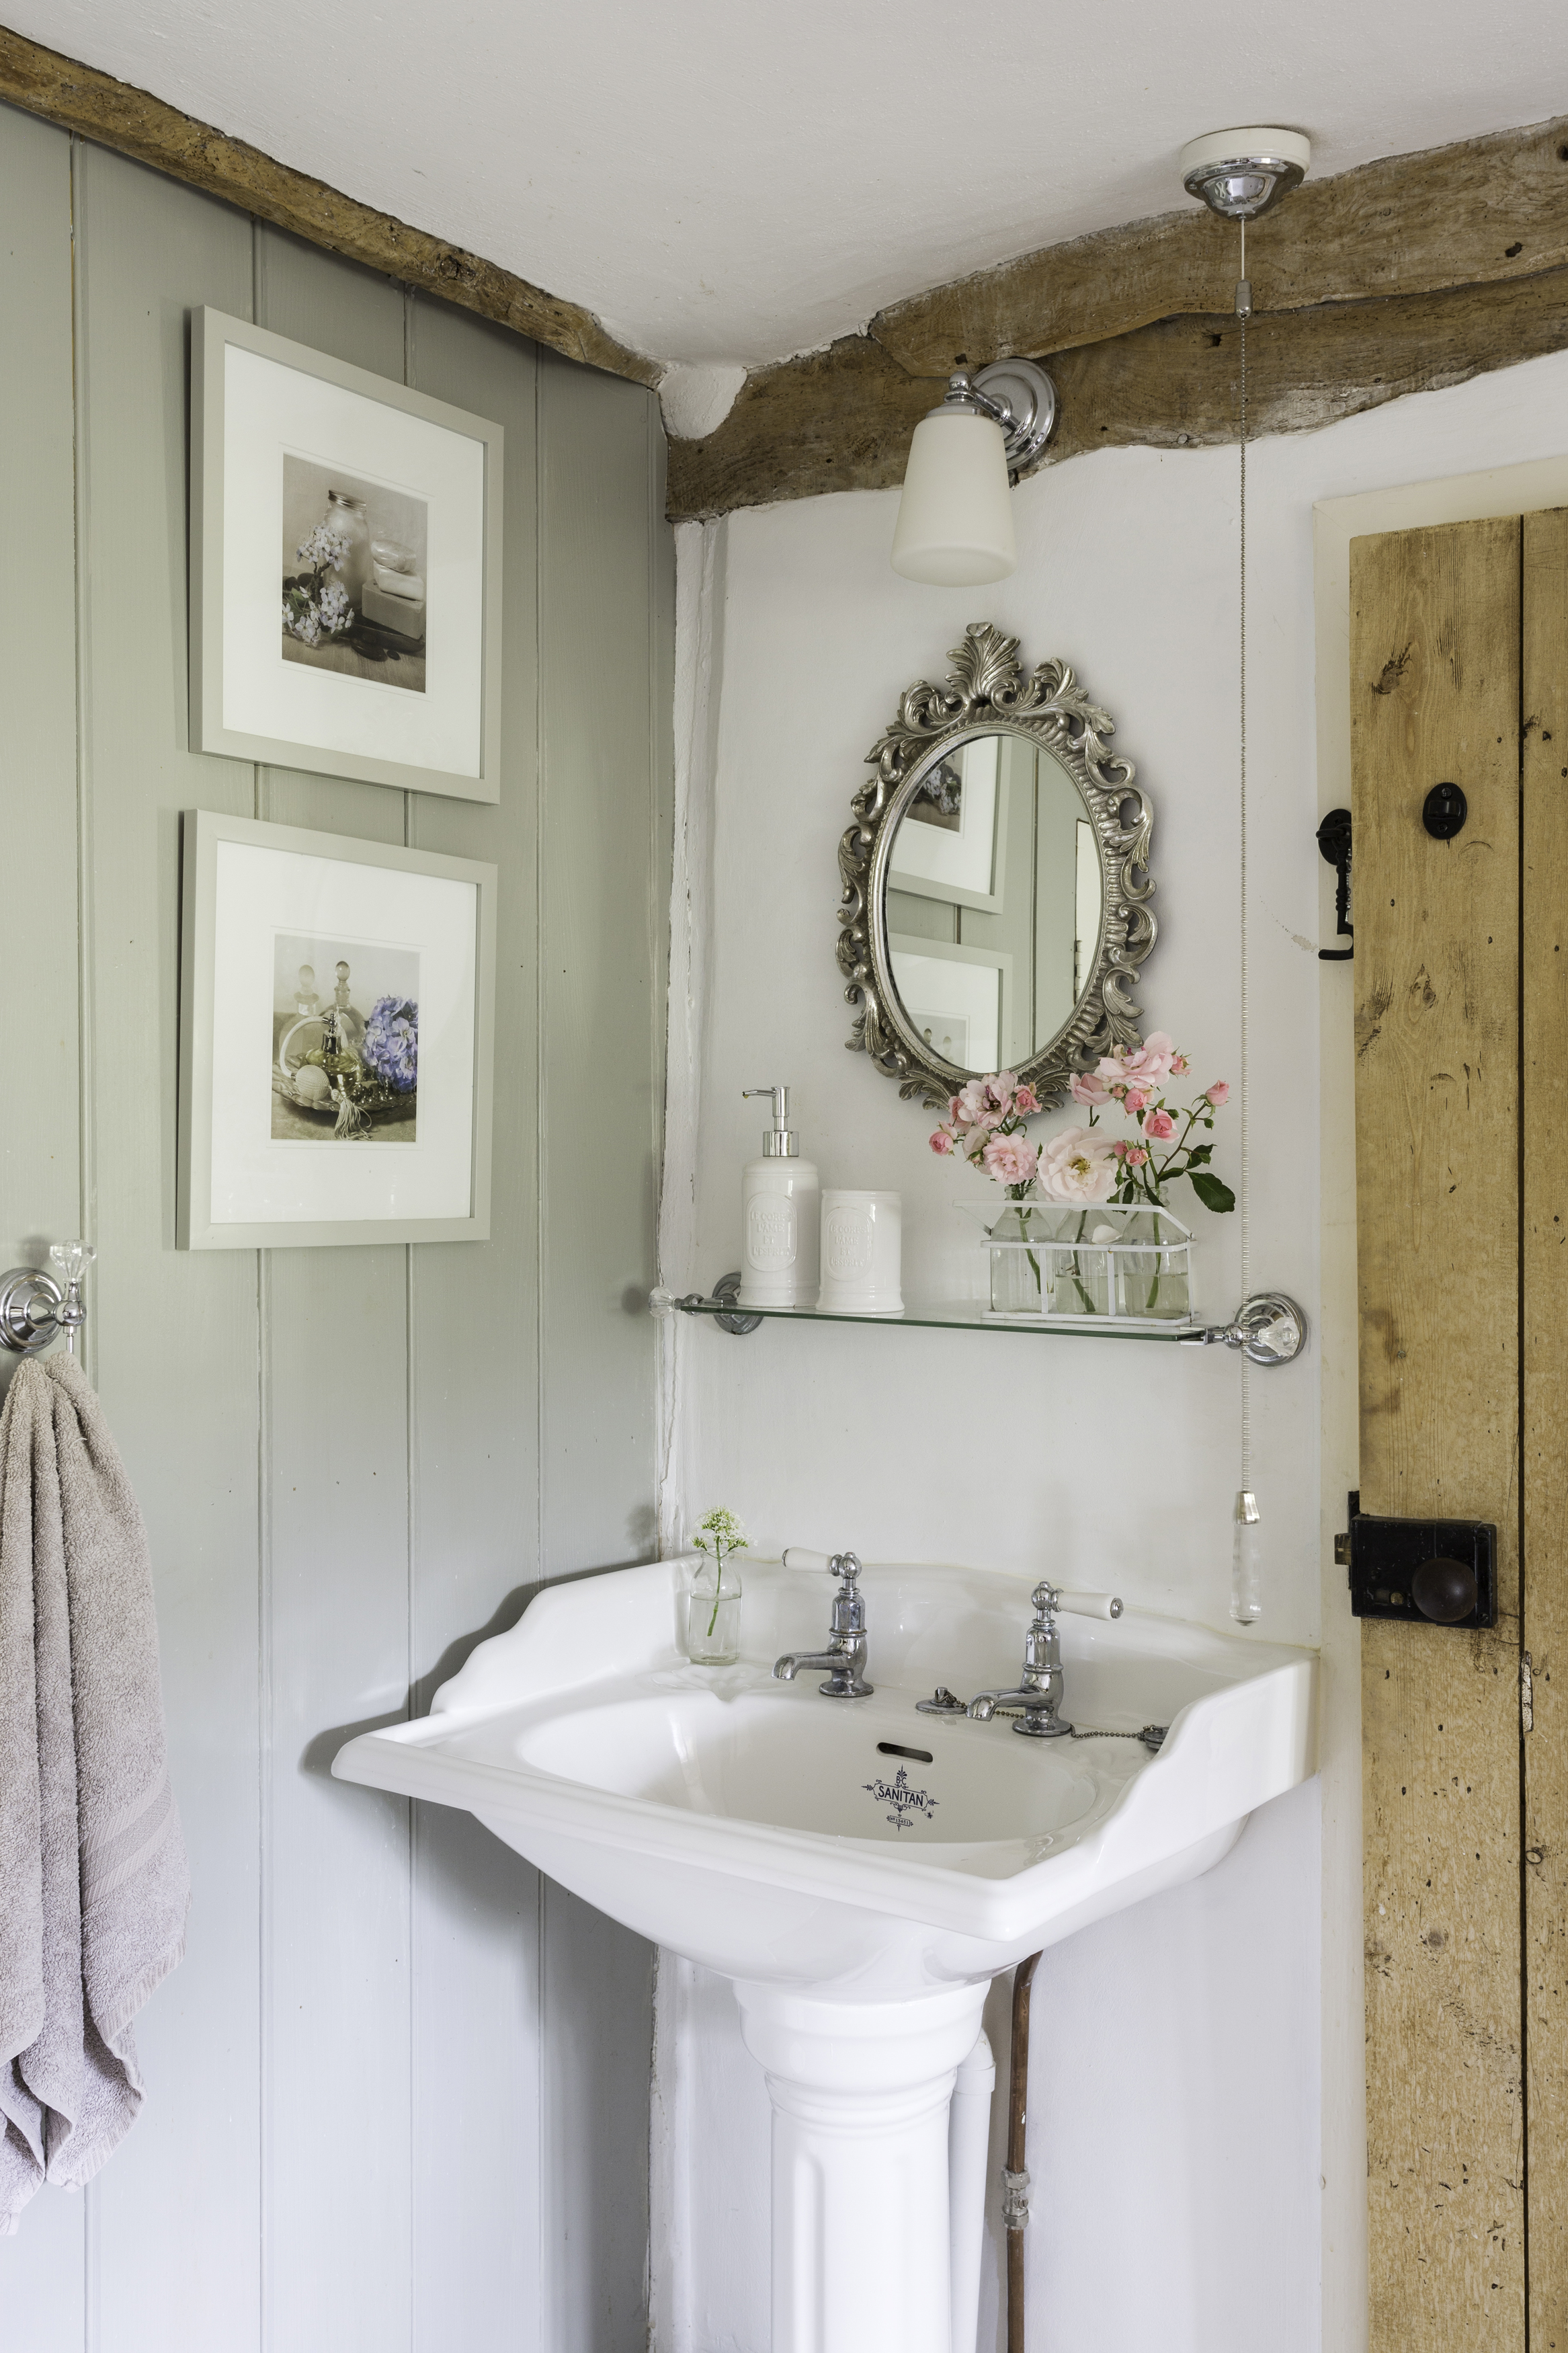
[667,266,1568,522]
[0,22,661,387]
[869,115,1568,376]
[9,23,1566,516]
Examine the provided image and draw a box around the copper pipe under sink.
[1007,1952,1040,2353]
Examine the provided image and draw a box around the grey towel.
[0,1353,189,2232]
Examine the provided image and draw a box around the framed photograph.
[888,734,1010,914]
[178,811,497,1248]
[190,307,503,802]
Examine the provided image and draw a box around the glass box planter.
[968,1199,1194,1328]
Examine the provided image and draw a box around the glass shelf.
[669,1293,1204,1343]
[651,1283,1309,1363]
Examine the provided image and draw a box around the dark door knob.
[1411,1556,1477,1623]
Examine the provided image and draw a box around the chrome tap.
[968,1581,1122,1738]
[773,1550,874,1698]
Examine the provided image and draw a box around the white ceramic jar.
[817,1190,903,1314]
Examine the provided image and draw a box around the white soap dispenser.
[737,1085,820,1309]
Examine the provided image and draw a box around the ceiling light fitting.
[1178,127,1311,221]
[890,358,1057,587]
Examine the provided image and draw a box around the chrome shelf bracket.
[649,1270,761,1336]
[1180,1291,1307,1365]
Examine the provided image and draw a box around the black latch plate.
[1343,1490,1497,1627]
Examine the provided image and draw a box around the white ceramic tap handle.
[1055,1590,1124,1621]
[782,1547,834,1571]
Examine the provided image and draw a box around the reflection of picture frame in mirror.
[1074,820,1100,1002]
[888,734,1011,914]
[888,936,1012,1074]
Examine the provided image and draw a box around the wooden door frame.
[1312,456,1568,2352]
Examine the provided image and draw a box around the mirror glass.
[883,730,1102,1076]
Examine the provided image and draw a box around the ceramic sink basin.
[336,1554,1317,2353]
[333,1555,1317,1999]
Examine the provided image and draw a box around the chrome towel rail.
[0,1242,95,1359]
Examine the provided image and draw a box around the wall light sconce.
[890,358,1057,586]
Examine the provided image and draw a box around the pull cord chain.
[1240,210,1249,1440]
[1233,214,1262,1623]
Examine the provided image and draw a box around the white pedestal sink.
[334,1558,1317,2353]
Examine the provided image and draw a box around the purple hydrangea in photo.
[362,996,417,1094]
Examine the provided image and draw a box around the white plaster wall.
[658,345,1568,2352]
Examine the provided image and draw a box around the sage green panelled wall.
[0,106,673,2353]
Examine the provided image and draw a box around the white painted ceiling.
[19,0,1568,374]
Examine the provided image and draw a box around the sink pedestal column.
[733,1978,990,2353]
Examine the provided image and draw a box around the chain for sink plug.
[1068,1724,1167,1750]
[983,1704,1167,1751]
[919,1691,1166,1748]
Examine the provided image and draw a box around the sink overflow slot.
[876,1741,934,1765]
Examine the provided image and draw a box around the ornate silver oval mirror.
[837,625,1156,1109]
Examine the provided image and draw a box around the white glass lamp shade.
[891,409,1016,586]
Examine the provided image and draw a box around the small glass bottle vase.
[1113,1206,1192,1322]
[987,1202,1053,1316]
[985,1202,1114,1319]
[684,1555,743,1664]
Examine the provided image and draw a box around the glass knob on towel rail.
[50,1241,95,1288]
[48,1241,94,1357]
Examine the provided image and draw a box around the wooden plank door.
[1352,516,1525,2348]
[1524,507,1568,2353]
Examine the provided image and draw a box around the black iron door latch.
[1336,1492,1496,1626]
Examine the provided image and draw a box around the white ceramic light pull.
[782,1547,834,1572]
[1055,1591,1124,1621]
[1231,1490,1262,1624]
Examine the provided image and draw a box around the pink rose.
[930,1129,956,1156]
[1169,1053,1190,1076]
[1070,1071,1112,1107]
[1115,1031,1175,1090]
[1036,1126,1117,1204]
[985,1072,1019,1109]
[1013,1083,1042,1115]
[1205,1081,1231,1107]
[954,1078,992,1126]
[981,1135,1038,1186]
[1126,1145,1149,1166]
[1123,1088,1151,1114]
[1143,1108,1176,1141]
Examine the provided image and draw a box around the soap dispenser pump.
[737,1086,820,1310]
